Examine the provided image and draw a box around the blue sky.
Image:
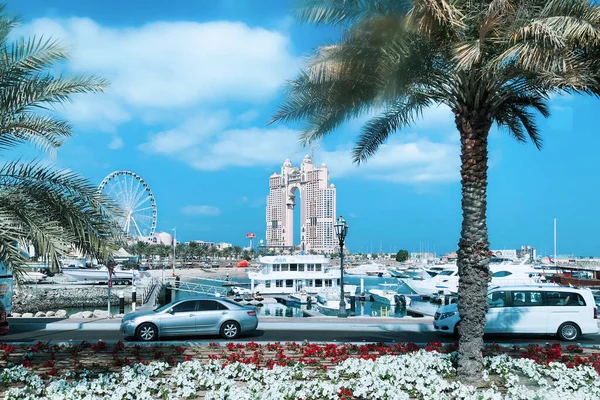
[5,1,600,256]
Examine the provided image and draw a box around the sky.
[5,0,600,256]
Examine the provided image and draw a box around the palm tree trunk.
[455,112,492,384]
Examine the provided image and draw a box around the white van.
[434,285,599,341]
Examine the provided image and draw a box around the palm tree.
[232,245,243,259]
[271,0,600,383]
[0,6,119,281]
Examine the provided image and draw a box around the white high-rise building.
[266,156,337,254]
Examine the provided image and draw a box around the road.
[3,321,600,345]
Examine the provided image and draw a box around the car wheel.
[557,322,580,341]
[220,321,240,339]
[136,323,158,342]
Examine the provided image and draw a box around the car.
[434,285,599,341]
[0,302,9,335]
[120,297,258,341]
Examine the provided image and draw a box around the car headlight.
[439,311,456,319]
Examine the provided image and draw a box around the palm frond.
[0,212,28,281]
[295,0,411,26]
[0,161,121,275]
[353,94,433,163]
[406,0,465,38]
[0,114,71,154]
[0,36,68,89]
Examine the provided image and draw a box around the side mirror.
[167,308,174,314]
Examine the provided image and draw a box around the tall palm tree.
[271,0,600,383]
[0,6,119,281]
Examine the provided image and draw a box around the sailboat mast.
[553,218,557,265]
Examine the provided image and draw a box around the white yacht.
[389,266,432,280]
[21,271,47,283]
[288,290,312,305]
[345,262,389,277]
[316,287,352,310]
[248,255,355,296]
[400,262,550,297]
[62,265,150,284]
[369,288,412,307]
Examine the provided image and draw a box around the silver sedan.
[120,297,258,341]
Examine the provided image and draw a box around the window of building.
[286,280,294,288]
[265,281,271,288]
[298,264,304,271]
[275,280,283,288]
[281,264,289,272]
[290,264,298,271]
[315,279,323,287]
[316,264,322,271]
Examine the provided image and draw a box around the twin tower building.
[266,155,338,254]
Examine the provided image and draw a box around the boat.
[62,264,150,284]
[550,267,600,288]
[369,288,411,307]
[247,255,355,296]
[316,287,352,310]
[288,290,313,305]
[400,262,551,297]
[60,258,88,269]
[21,271,47,283]
[389,266,432,280]
[345,262,389,277]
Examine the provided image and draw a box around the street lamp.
[335,215,349,318]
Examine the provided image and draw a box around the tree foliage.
[395,249,409,262]
[272,0,600,384]
[0,5,118,281]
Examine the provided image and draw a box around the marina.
[172,271,441,318]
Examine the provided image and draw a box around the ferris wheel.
[98,171,157,239]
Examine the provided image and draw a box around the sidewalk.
[8,316,435,332]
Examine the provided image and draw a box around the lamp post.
[335,215,349,318]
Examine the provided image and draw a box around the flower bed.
[1,341,600,399]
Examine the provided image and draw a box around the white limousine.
[434,285,599,341]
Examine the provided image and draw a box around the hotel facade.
[266,156,337,254]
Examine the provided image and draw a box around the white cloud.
[320,139,460,184]
[181,205,221,216]
[141,120,302,170]
[108,136,124,149]
[139,111,230,155]
[16,17,298,119]
[140,111,460,183]
[236,110,261,125]
[15,16,463,185]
